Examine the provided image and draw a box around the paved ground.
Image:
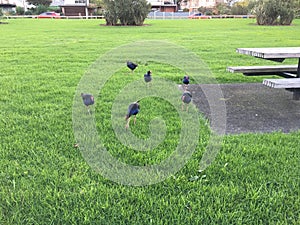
[187,83,300,134]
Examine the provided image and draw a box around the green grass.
[0,18,299,224]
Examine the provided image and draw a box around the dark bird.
[144,70,152,86]
[81,93,94,114]
[181,91,192,112]
[127,61,138,73]
[182,75,190,90]
[125,101,140,129]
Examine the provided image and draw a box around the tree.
[35,4,48,14]
[103,0,150,26]
[90,0,105,15]
[91,0,104,7]
[215,3,231,15]
[296,0,300,15]
[278,0,295,25]
[16,6,25,15]
[231,0,250,15]
[0,8,8,24]
[252,0,295,25]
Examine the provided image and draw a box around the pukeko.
[182,75,190,90]
[181,91,192,112]
[125,101,140,129]
[144,70,152,86]
[81,93,94,114]
[127,61,138,73]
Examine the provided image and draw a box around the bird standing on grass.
[144,70,152,87]
[125,101,140,129]
[182,75,190,90]
[127,61,138,73]
[81,93,94,114]
[181,91,192,112]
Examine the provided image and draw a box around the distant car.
[37,12,61,19]
[188,13,211,19]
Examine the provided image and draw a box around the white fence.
[2,14,255,20]
[148,12,255,19]
[2,15,105,19]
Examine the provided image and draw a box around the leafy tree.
[25,10,34,15]
[16,6,25,15]
[91,0,104,7]
[90,0,105,15]
[278,0,295,24]
[252,0,295,25]
[231,0,250,15]
[103,0,118,25]
[35,4,48,14]
[296,0,300,16]
[215,3,231,15]
[197,6,206,14]
[103,0,150,26]
[0,8,4,24]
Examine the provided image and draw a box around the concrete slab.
[186,83,300,134]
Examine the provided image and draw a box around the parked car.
[188,13,211,19]
[37,12,61,19]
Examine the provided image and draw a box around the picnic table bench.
[227,64,298,77]
[227,47,300,100]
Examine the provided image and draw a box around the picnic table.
[227,47,300,100]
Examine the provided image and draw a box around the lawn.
[0,18,299,224]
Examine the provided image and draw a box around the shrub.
[215,3,231,15]
[47,6,61,13]
[25,10,33,15]
[253,0,295,25]
[34,4,48,15]
[16,6,25,15]
[103,0,150,26]
[278,0,295,25]
[231,4,249,15]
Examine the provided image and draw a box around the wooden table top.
[236,47,300,59]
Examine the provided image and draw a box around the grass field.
[0,18,299,224]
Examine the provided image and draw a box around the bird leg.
[125,117,131,129]
[181,96,185,111]
[134,116,137,125]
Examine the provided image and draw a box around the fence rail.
[2,15,105,19]
[148,12,256,20]
[2,14,255,20]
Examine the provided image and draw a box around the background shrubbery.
[2,0,300,26]
[253,0,295,25]
[103,0,151,26]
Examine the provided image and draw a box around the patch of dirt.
[187,83,300,134]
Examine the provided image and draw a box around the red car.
[37,12,61,19]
